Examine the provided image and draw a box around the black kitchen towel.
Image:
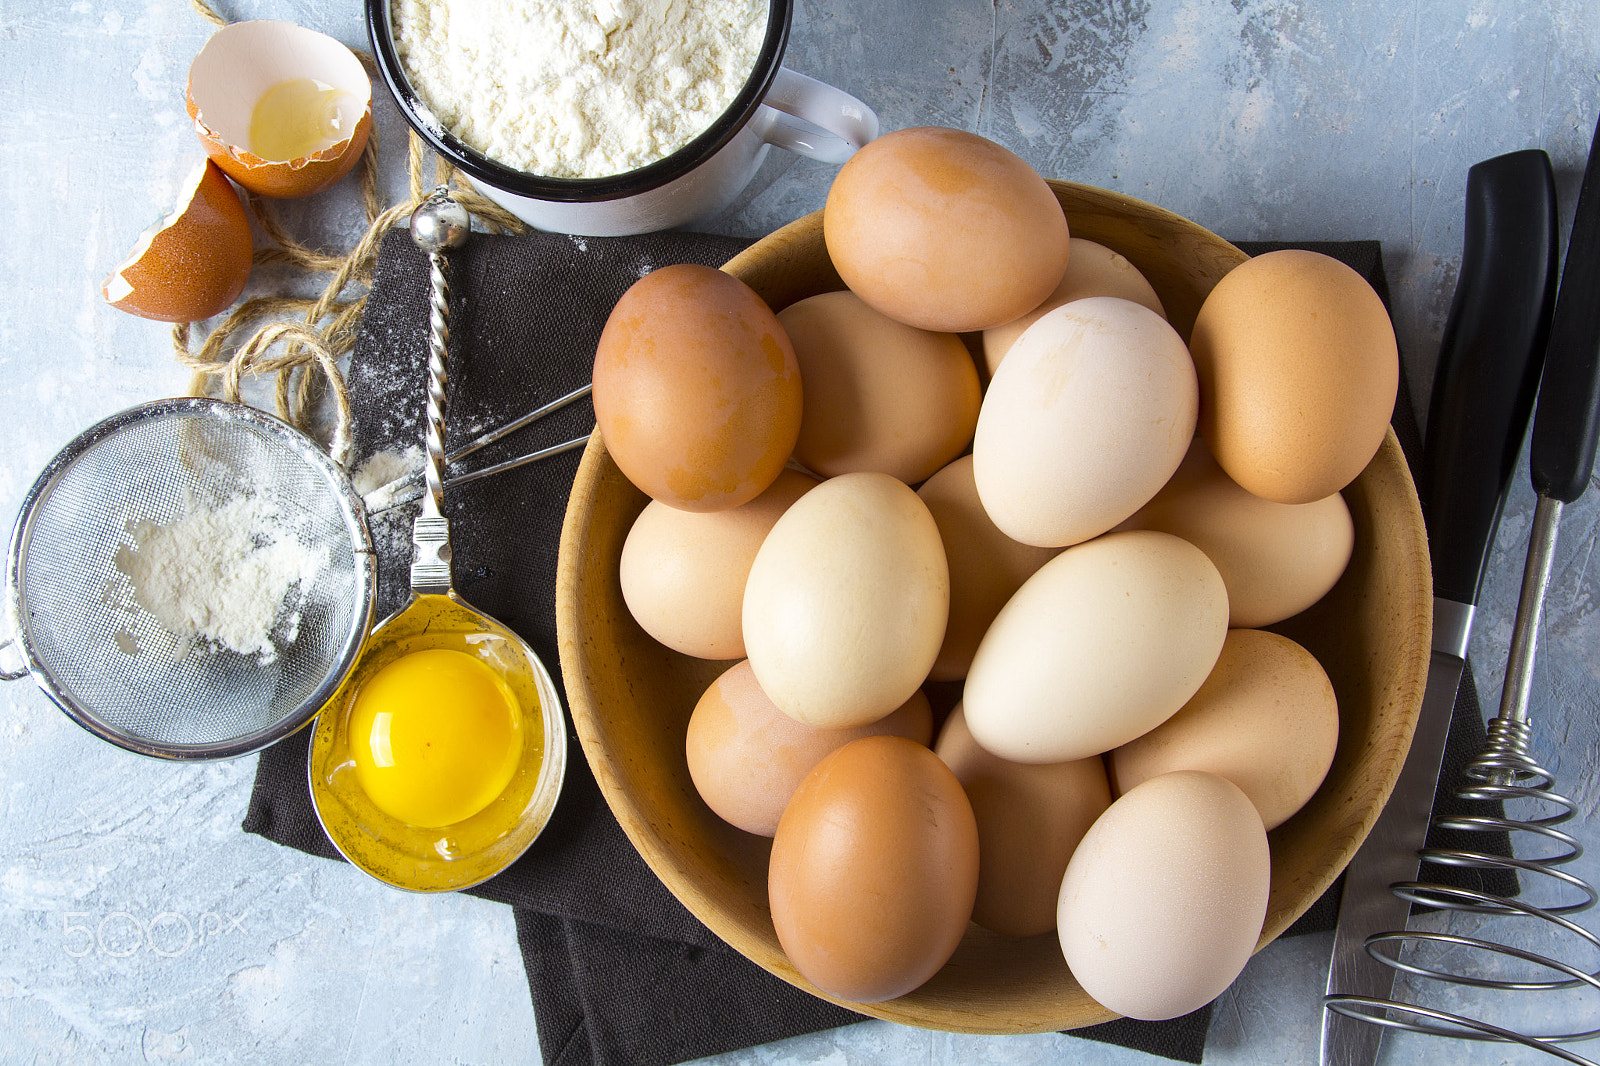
[243,230,1494,1066]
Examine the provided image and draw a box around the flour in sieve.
[391,0,769,179]
[112,491,329,663]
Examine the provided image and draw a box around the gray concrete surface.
[1,0,1597,1063]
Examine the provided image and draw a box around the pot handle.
[758,67,879,165]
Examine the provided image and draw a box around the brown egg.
[1117,437,1354,627]
[1189,249,1398,504]
[619,468,818,659]
[770,735,979,1002]
[186,20,372,199]
[935,705,1109,937]
[917,455,1058,681]
[593,264,803,512]
[1107,629,1339,830]
[686,661,933,836]
[823,126,1070,333]
[777,290,981,483]
[981,237,1167,376]
[103,159,253,323]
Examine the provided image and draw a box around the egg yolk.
[348,647,524,829]
[249,77,359,161]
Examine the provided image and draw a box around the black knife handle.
[1531,116,1600,504]
[1422,148,1559,605]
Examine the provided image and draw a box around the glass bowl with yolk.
[308,593,567,892]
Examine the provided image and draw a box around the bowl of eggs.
[556,127,1430,1031]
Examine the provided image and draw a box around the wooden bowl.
[555,181,1432,1033]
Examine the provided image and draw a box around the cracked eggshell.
[186,19,372,198]
[973,296,1199,548]
[102,158,253,323]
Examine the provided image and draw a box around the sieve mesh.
[9,400,374,759]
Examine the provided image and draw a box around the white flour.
[392,0,769,179]
[113,492,329,664]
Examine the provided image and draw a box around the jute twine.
[175,0,528,467]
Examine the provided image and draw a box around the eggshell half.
[778,290,981,483]
[102,158,253,323]
[771,735,979,1002]
[186,20,373,198]
[1117,437,1354,627]
[686,660,933,837]
[1108,629,1339,830]
[1057,770,1269,1020]
[744,472,949,729]
[1189,249,1398,504]
[935,704,1110,937]
[981,237,1166,376]
[620,468,818,659]
[963,530,1228,763]
[823,126,1070,333]
[973,296,1199,548]
[593,264,803,513]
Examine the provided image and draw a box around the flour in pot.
[391,0,769,179]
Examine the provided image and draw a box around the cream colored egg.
[1117,437,1353,627]
[743,472,949,729]
[935,704,1110,937]
[1189,249,1398,504]
[778,290,982,483]
[918,455,1059,681]
[619,469,819,659]
[973,297,1198,548]
[1108,629,1339,830]
[963,530,1228,764]
[981,238,1166,377]
[1058,770,1269,1021]
[686,660,933,837]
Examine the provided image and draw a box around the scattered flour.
[112,492,329,664]
[391,0,769,179]
[352,444,424,497]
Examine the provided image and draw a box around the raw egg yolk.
[348,647,524,829]
[249,77,360,161]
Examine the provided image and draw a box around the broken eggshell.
[186,19,372,199]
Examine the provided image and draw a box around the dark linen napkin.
[243,230,1503,1066]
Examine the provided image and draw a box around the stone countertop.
[2,1,1597,1063]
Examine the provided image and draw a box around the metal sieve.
[0,397,376,760]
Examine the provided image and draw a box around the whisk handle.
[1421,149,1558,605]
[1531,115,1600,505]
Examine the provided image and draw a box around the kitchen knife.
[1320,147,1559,1066]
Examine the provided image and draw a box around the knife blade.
[1320,147,1560,1066]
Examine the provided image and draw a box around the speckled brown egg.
[620,468,819,659]
[686,660,933,837]
[778,290,981,483]
[823,126,1070,333]
[593,264,803,512]
[1189,249,1398,505]
[917,455,1059,681]
[935,704,1110,937]
[981,237,1167,376]
[1108,629,1339,831]
[770,735,979,1002]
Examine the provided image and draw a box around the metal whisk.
[1327,115,1600,1062]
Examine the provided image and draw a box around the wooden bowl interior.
[555,181,1432,1033]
